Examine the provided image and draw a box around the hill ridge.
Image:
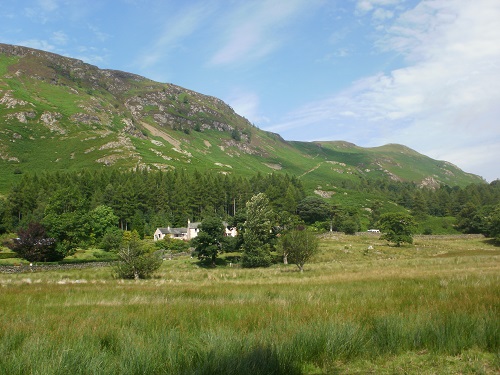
[0,43,484,194]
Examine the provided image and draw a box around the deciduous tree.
[9,222,62,262]
[192,217,225,266]
[279,228,318,272]
[378,212,416,247]
[297,196,331,224]
[242,193,274,268]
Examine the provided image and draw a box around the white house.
[153,220,200,241]
[225,225,238,238]
[153,220,237,241]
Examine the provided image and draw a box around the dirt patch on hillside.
[141,122,180,149]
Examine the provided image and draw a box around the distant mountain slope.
[0,43,484,194]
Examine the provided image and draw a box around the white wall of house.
[154,220,238,241]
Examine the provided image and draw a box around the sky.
[1,0,499,182]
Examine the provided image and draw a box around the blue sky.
[1,0,499,181]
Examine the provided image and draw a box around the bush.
[341,218,359,235]
[231,129,241,141]
[242,244,272,268]
[9,222,64,262]
[100,227,123,252]
[0,252,18,260]
[114,231,162,279]
[155,238,190,253]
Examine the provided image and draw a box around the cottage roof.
[157,227,187,235]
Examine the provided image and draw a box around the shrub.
[155,238,190,253]
[114,231,162,279]
[100,227,123,252]
[231,129,241,141]
[241,244,273,268]
[9,222,63,262]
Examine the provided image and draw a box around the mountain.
[0,43,484,195]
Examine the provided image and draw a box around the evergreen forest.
[1,169,499,259]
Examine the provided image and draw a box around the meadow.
[0,234,499,374]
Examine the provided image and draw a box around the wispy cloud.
[225,90,269,125]
[268,0,500,180]
[38,0,59,12]
[24,0,60,23]
[210,0,318,66]
[51,30,68,45]
[87,24,110,43]
[356,0,403,14]
[137,3,215,69]
[17,39,55,51]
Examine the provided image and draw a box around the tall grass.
[0,235,499,374]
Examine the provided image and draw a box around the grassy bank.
[0,235,499,374]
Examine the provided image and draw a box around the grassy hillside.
[1,234,499,374]
[0,43,484,197]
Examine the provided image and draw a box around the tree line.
[0,169,305,257]
[1,169,499,265]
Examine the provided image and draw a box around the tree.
[484,204,500,244]
[100,226,123,252]
[297,196,331,224]
[114,230,162,279]
[279,228,318,272]
[42,187,87,256]
[378,212,416,246]
[192,217,225,266]
[340,217,359,235]
[85,205,118,245]
[0,197,10,234]
[411,190,428,219]
[456,203,484,234]
[241,193,274,268]
[332,206,360,234]
[9,222,62,262]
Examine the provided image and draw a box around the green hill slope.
[0,43,484,195]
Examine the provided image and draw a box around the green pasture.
[0,234,499,374]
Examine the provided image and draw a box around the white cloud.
[51,30,68,45]
[372,8,394,20]
[88,24,110,43]
[356,0,402,14]
[72,46,108,66]
[225,90,269,125]
[17,39,55,51]
[210,0,317,65]
[137,3,215,69]
[24,0,60,23]
[38,0,59,12]
[268,0,500,181]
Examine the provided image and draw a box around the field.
[1,234,499,374]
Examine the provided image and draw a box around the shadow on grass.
[194,254,242,268]
[482,238,500,247]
